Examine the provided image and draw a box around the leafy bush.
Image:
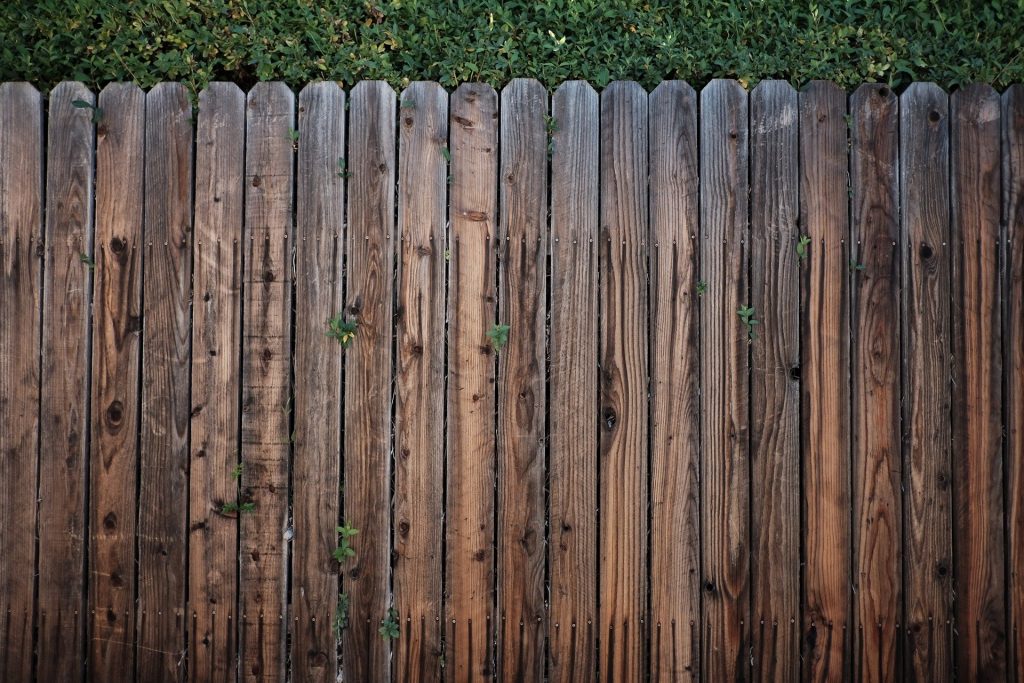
[1,1,1021,92]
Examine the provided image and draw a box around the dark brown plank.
[496,77,548,682]
[798,80,851,683]
[240,81,294,683]
[548,80,599,683]
[699,78,750,681]
[899,82,953,681]
[189,82,245,682]
[342,80,395,682]
[89,82,145,680]
[446,82,499,682]
[849,83,901,683]
[749,79,800,682]
[0,82,43,683]
[36,81,95,682]
[950,83,1007,680]
[290,81,344,683]
[648,79,700,681]
[138,81,194,681]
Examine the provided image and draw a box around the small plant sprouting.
[332,520,359,563]
[288,127,300,148]
[486,323,510,352]
[337,157,351,179]
[843,113,853,129]
[72,99,103,124]
[545,115,558,154]
[231,462,244,480]
[378,607,400,640]
[333,593,350,637]
[221,500,256,515]
[79,252,95,271]
[849,259,865,272]
[440,145,451,163]
[738,305,759,340]
[796,234,811,261]
[326,313,358,348]
[696,280,707,296]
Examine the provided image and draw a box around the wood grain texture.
[799,80,851,683]
[849,83,901,683]
[394,81,447,683]
[36,81,95,682]
[290,81,344,683]
[445,82,499,682]
[950,83,1007,681]
[240,81,294,683]
[899,82,953,681]
[548,80,599,683]
[0,82,43,683]
[496,78,548,683]
[341,80,395,683]
[89,82,145,680]
[748,79,800,682]
[138,82,193,682]
[648,79,700,681]
[189,82,245,683]
[699,78,750,681]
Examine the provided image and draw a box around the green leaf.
[486,323,510,352]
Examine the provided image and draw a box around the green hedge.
[2,1,1022,92]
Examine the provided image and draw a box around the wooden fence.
[0,78,1022,682]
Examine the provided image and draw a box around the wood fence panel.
[799,80,851,683]
[548,80,599,683]
[138,82,193,682]
[36,81,95,682]
[290,81,344,683]
[648,79,701,681]
[0,82,43,683]
[951,83,1007,681]
[899,82,953,681]
[240,81,294,683]
[749,79,800,682]
[89,82,145,680]
[849,83,901,683]
[342,79,395,683]
[394,80,448,683]
[446,82,499,682]
[699,78,750,681]
[189,81,245,682]
[599,80,649,682]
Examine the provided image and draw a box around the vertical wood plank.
[496,77,548,683]
[799,80,851,683]
[0,82,43,683]
[548,80,599,683]
[89,82,145,680]
[699,78,750,681]
[749,79,800,682]
[599,80,648,682]
[341,79,396,682]
[849,83,901,683]
[189,82,245,682]
[899,82,953,681]
[648,79,700,681]
[394,81,448,683]
[446,82,499,681]
[36,81,95,682]
[240,81,294,683]
[290,81,344,683]
[950,83,1007,680]
[138,81,194,681]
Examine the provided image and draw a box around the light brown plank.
[189,82,245,682]
[445,82,499,681]
[240,81,294,683]
[699,78,750,681]
[36,81,95,681]
[0,82,43,683]
[290,81,344,683]
[548,80,599,683]
[394,81,448,683]
[648,79,700,681]
[340,79,396,682]
[899,82,953,681]
[950,83,1007,680]
[749,79,800,682]
[799,80,851,683]
[89,82,145,680]
[138,81,194,681]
